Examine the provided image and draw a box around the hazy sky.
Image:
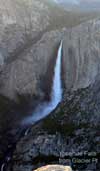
[54,0,100,9]
[80,0,100,3]
[54,0,79,4]
[55,0,100,4]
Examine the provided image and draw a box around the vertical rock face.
[1,19,100,99]
[0,30,62,99]
[0,2,100,171]
[62,20,100,91]
[0,0,50,99]
[0,0,50,64]
[9,19,100,171]
[0,0,99,100]
[0,0,64,99]
[0,0,49,31]
[0,1,100,169]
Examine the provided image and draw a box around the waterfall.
[51,41,63,103]
[22,41,63,125]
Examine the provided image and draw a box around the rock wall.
[0,30,62,99]
[5,19,100,171]
[0,0,100,100]
[1,19,100,99]
[0,1,100,169]
[0,0,50,62]
[63,20,100,90]
[11,74,100,171]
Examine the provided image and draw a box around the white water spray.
[22,41,63,125]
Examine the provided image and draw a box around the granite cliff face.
[0,0,50,67]
[10,72,100,171]
[1,19,100,99]
[0,0,100,170]
[0,0,99,99]
[0,0,50,99]
[7,20,100,171]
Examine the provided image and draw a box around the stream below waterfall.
[0,41,63,171]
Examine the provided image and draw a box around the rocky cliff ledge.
[34,165,72,171]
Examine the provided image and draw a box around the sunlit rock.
[34,165,72,171]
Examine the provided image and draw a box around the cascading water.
[23,41,63,125]
[0,41,63,171]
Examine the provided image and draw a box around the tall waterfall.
[22,41,63,125]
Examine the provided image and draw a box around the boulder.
[34,165,72,171]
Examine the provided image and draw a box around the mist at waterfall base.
[22,41,63,125]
